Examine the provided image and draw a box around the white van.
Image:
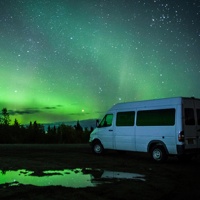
[89,97,200,162]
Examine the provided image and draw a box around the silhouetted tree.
[46,125,57,143]
[0,108,11,126]
[9,118,21,143]
[0,107,93,144]
[26,121,45,143]
[74,121,83,143]
[13,118,20,127]
[0,108,11,143]
[74,120,83,132]
[57,124,75,143]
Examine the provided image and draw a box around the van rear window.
[185,108,195,125]
[136,109,175,126]
[116,111,135,126]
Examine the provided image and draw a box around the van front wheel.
[92,142,104,155]
[150,146,167,162]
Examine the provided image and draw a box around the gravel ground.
[0,144,200,200]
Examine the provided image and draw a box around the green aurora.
[0,0,200,124]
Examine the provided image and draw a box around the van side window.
[116,111,135,126]
[185,108,195,125]
[136,109,175,126]
[197,109,200,125]
[98,114,113,128]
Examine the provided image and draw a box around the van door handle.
[109,129,113,132]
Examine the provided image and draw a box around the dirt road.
[0,144,200,200]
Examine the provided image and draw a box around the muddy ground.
[0,144,200,200]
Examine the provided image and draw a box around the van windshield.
[98,114,113,128]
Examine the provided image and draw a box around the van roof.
[108,97,199,111]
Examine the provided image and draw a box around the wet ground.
[0,144,200,200]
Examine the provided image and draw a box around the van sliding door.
[114,111,136,151]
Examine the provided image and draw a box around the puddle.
[0,168,145,188]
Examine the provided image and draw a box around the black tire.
[92,142,104,155]
[150,145,168,162]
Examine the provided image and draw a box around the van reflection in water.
[0,168,146,188]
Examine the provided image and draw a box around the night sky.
[1,0,200,124]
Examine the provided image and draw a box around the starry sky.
[0,0,200,125]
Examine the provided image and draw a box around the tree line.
[0,108,93,144]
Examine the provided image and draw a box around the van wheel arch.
[92,140,104,155]
[148,141,168,162]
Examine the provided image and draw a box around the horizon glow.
[0,0,200,124]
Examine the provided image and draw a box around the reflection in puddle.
[0,168,145,188]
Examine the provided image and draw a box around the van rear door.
[195,99,200,148]
[183,98,200,150]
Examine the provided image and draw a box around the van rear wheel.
[150,146,167,162]
[92,142,104,155]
